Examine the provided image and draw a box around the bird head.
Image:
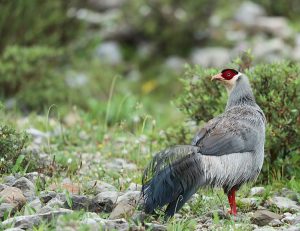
[211,68,242,92]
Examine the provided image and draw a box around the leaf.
[12,154,25,173]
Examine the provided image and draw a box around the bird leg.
[227,188,237,216]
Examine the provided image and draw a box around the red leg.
[227,188,237,216]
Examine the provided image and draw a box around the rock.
[63,112,82,127]
[99,218,129,231]
[12,177,36,201]
[0,187,26,209]
[65,73,88,89]
[281,188,300,202]
[3,228,25,231]
[127,183,142,192]
[26,128,49,144]
[132,211,147,223]
[89,191,118,213]
[46,197,65,208]
[63,195,91,211]
[137,42,155,59]
[0,203,15,218]
[25,198,42,214]
[240,197,259,208]
[164,56,186,72]
[283,226,300,231]
[145,223,167,231]
[86,180,117,194]
[251,210,282,226]
[205,209,228,219]
[109,191,140,219]
[49,182,81,194]
[250,187,266,196]
[0,183,8,191]
[81,218,100,230]
[234,1,266,26]
[282,213,297,224]
[96,41,122,65]
[3,175,17,186]
[190,47,230,67]
[253,227,276,231]
[268,196,300,212]
[82,217,129,231]
[25,172,46,189]
[268,219,283,227]
[293,214,300,225]
[39,191,57,204]
[253,38,290,61]
[2,208,72,229]
[38,205,56,214]
[105,158,137,171]
[255,17,292,38]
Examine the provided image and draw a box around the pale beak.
[211,73,223,81]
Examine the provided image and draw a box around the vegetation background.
[0,0,299,230]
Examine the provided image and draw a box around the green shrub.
[0,0,82,51]
[0,124,28,174]
[0,45,69,111]
[252,0,300,20]
[175,61,300,181]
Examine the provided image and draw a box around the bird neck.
[226,75,256,110]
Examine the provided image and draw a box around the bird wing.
[198,128,258,155]
[191,110,260,156]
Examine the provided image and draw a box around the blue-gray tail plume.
[141,145,206,217]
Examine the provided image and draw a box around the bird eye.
[227,73,230,77]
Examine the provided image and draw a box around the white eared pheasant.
[142,68,266,217]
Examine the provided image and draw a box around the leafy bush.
[0,124,28,174]
[175,61,300,181]
[0,45,69,111]
[252,0,300,20]
[0,0,82,51]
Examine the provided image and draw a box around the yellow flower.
[142,80,157,94]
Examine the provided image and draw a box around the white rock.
[65,73,88,88]
[253,38,290,61]
[86,180,117,194]
[253,226,276,231]
[2,208,73,229]
[255,17,292,39]
[190,47,230,67]
[292,46,300,61]
[110,191,140,219]
[105,158,137,171]
[269,197,300,212]
[234,1,266,26]
[269,218,283,227]
[250,187,266,196]
[240,197,259,207]
[12,177,36,201]
[164,56,186,72]
[96,41,122,65]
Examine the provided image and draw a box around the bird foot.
[227,209,237,216]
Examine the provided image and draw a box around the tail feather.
[142,145,206,217]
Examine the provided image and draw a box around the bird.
[141,68,266,218]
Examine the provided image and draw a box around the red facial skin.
[221,69,238,80]
[211,69,239,81]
